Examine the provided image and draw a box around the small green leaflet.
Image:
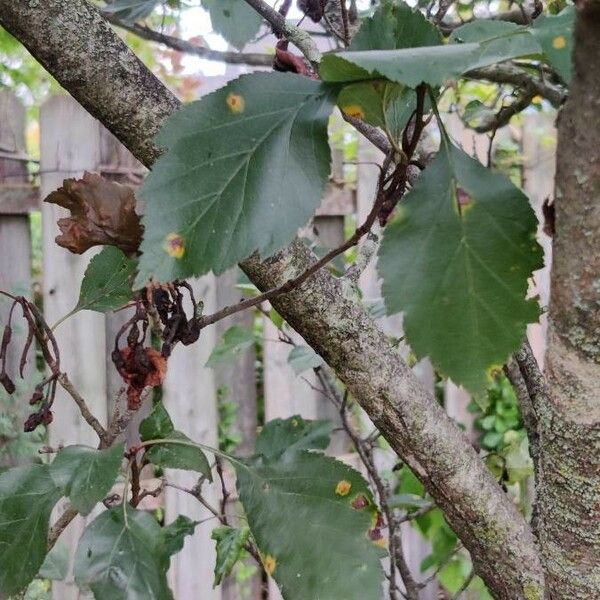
[255,415,332,459]
[50,443,124,516]
[235,450,384,600]
[321,26,541,88]
[140,403,212,479]
[0,464,62,595]
[38,543,69,581]
[162,515,199,556]
[136,73,336,286]
[103,0,159,23]
[286,345,325,375]
[74,507,173,600]
[211,525,250,586]
[206,325,255,368]
[378,139,542,396]
[75,247,136,314]
[533,6,575,84]
[201,0,262,49]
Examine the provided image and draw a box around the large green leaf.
[0,465,62,595]
[38,543,69,581]
[211,525,250,586]
[378,139,542,395]
[255,416,332,460]
[350,0,442,50]
[533,6,575,84]
[140,403,212,479]
[235,450,384,600]
[74,506,173,600]
[75,247,136,314]
[136,73,336,286]
[162,515,198,556]
[321,28,541,88]
[202,0,262,49]
[50,443,124,516]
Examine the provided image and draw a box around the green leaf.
[50,443,124,516]
[136,73,336,285]
[378,139,542,395]
[533,6,575,83]
[202,0,262,49]
[206,325,255,368]
[103,0,159,23]
[38,543,69,581]
[286,345,324,375]
[503,437,533,484]
[211,525,250,586]
[74,506,173,600]
[162,515,199,556]
[75,247,136,314]
[349,0,442,50]
[0,465,62,595]
[321,28,541,88]
[235,451,384,600]
[140,403,212,479]
[255,416,332,460]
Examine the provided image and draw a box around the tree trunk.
[537,4,600,598]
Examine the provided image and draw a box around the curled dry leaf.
[44,172,143,256]
[297,0,327,22]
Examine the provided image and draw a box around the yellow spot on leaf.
[335,480,352,497]
[165,233,185,259]
[291,418,299,428]
[227,93,245,113]
[373,537,388,549]
[532,95,543,105]
[342,104,365,120]
[552,35,567,50]
[263,554,277,575]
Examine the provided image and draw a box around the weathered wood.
[40,96,108,600]
[163,275,222,600]
[0,184,39,214]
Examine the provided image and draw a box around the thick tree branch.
[0,2,545,597]
[104,13,273,66]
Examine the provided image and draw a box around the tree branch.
[105,13,273,66]
[0,2,545,596]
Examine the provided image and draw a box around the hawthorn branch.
[1,2,545,596]
[472,89,537,134]
[105,14,273,66]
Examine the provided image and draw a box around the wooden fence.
[0,88,555,600]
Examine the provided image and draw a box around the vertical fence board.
[40,96,107,600]
[163,275,222,600]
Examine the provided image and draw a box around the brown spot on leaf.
[165,233,185,259]
[226,93,245,114]
[44,172,143,256]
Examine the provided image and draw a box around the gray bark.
[0,1,546,598]
[536,3,600,597]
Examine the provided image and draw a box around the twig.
[58,373,108,445]
[472,89,537,134]
[104,14,273,66]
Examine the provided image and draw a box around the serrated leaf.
[321,28,541,88]
[136,73,336,286]
[533,6,575,83]
[38,543,69,581]
[162,515,199,556]
[286,345,325,375]
[140,403,212,479]
[206,325,255,368]
[50,443,124,516]
[74,506,173,600]
[211,525,250,586]
[0,465,62,595]
[378,139,542,395]
[103,0,159,23]
[75,247,136,314]
[350,0,442,51]
[235,451,384,600]
[202,0,262,49]
[255,416,332,460]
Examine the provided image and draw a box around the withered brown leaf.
[44,172,143,255]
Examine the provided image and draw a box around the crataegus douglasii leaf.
[202,0,262,50]
[136,72,336,287]
[0,465,62,595]
[378,140,542,395]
